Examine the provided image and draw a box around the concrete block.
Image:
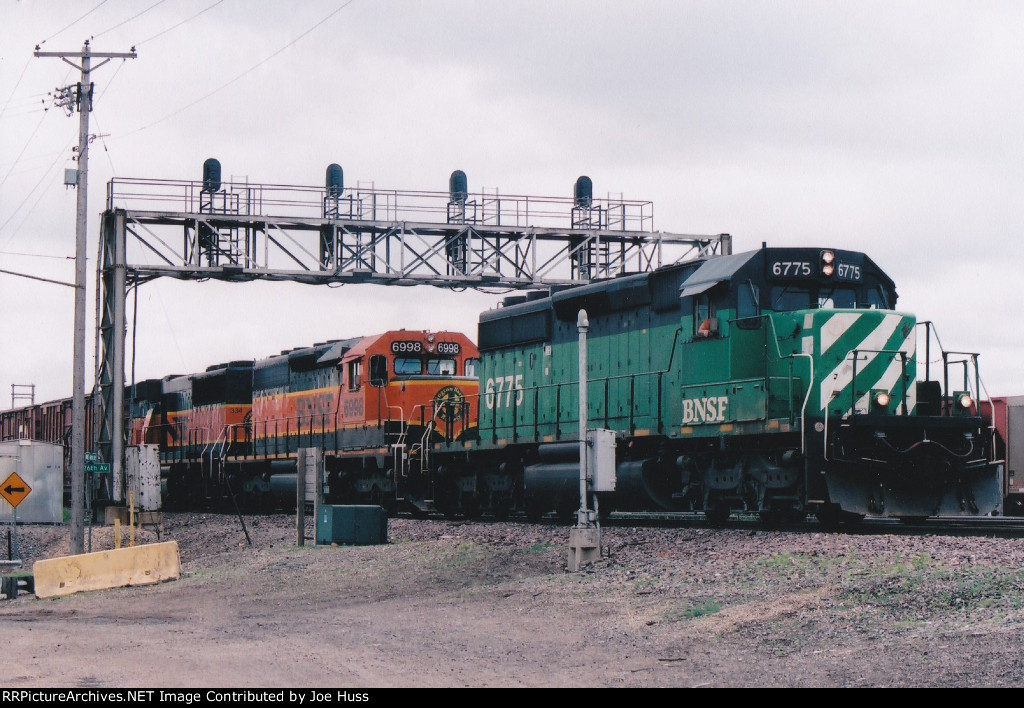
[568,526,602,571]
[104,506,128,525]
[32,540,181,599]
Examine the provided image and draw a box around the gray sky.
[1,0,1021,404]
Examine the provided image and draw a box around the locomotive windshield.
[769,283,892,312]
[393,357,457,376]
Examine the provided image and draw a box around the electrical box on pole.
[586,429,617,493]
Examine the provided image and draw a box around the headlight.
[957,393,973,410]
[870,389,891,413]
[820,250,835,277]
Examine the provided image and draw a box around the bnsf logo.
[681,396,729,424]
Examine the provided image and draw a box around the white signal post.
[34,41,136,555]
[568,309,601,571]
[578,309,591,526]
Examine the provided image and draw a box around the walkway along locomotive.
[426,243,1004,524]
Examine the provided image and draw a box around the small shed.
[0,440,64,523]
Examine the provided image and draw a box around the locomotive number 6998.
[391,340,423,353]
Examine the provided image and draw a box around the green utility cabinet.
[316,505,388,546]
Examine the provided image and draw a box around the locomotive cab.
[338,331,479,445]
[675,245,1002,522]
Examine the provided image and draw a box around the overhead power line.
[94,0,170,39]
[37,0,112,47]
[118,0,355,139]
[135,0,226,46]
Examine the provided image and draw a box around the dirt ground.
[3,512,1024,688]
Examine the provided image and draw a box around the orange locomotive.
[130,330,479,513]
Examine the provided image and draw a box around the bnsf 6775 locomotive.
[429,244,1003,524]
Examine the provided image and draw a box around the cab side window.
[369,354,388,386]
[693,294,716,337]
[736,281,761,329]
[347,360,362,391]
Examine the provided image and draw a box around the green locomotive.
[431,244,1003,524]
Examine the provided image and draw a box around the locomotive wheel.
[760,509,806,527]
[557,501,578,523]
[368,485,383,508]
[524,499,546,523]
[705,504,731,526]
[405,498,430,519]
[461,501,483,520]
[258,491,277,514]
[815,504,865,529]
[492,501,511,521]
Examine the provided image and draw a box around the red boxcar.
[982,396,1024,515]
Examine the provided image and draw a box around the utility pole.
[34,41,136,555]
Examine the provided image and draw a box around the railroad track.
[598,510,1024,536]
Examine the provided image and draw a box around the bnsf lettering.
[681,396,729,424]
[297,393,332,418]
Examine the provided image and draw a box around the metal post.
[577,310,590,526]
[568,309,601,571]
[11,509,18,560]
[296,454,306,546]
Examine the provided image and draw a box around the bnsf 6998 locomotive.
[428,244,1003,525]
[128,330,479,513]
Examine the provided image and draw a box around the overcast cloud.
[1,0,1021,404]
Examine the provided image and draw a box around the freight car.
[0,393,96,502]
[983,396,1024,515]
[127,329,480,513]
[427,243,1004,525]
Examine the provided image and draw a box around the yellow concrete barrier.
[32,541,181,599]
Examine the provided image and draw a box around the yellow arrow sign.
[0,471,32,509]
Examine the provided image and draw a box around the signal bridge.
[101,173,730,287]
